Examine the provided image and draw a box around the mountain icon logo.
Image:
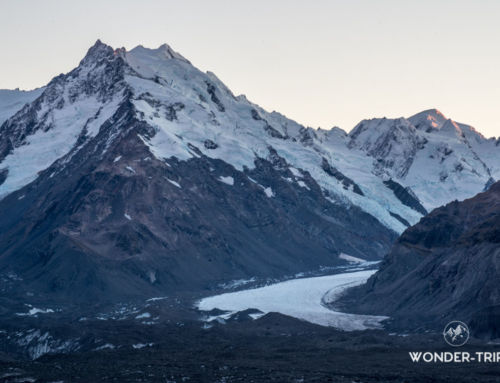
[443,321,470,347]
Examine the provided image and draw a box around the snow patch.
[339,253,365,263]
[16,307,55,316]
[146,296,168,302]
[95,343,115,351]
[289,167,302,177]
[167,178,181,188]
[263,187,274,198]
[218,176,234,186]
[249,312,266,320]
[132,342,154,349]
[297,180,310,190]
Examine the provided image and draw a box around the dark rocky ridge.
[339,182,500,338]
[383,179,427,215]
[321,157,364,195]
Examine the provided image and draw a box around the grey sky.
[1,0,499,137]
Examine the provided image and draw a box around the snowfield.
[197,269,388,331]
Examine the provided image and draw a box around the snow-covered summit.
[0,40,127,197]
[408,109,448,131]
[79,39,116,66]
[124,43,191,77]
[346,108,497,210]
[348,117,424,178]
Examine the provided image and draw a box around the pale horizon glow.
[1,0,499,138]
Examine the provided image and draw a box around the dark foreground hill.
[340,181,500,338]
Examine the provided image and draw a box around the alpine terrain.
[0,40,498,305]
[0,40,499,382]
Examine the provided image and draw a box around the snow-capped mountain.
[349,109,498,211]
[0,41,396,303]
[2,41,497,235]
[0,43,126,196]
[0,40,497,302]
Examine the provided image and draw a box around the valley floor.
[1,316,500,382]
[1,266,499,382]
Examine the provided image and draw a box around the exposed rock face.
[383,179,427,215]
[321,157,364,196]
[340,182,500,338]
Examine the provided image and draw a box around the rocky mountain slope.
[0,41,396,304]
[0,40,497,304]
[339,181,500,338]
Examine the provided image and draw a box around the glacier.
[197,269,388,331]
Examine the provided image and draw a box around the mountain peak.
[421,108,446,118]
[88,39,112,52]
[126,42,190,65]
[80,39,114,65]
[157,43,190,63]
[408,109,448,131]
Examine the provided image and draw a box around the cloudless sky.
[1,0,499,137]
